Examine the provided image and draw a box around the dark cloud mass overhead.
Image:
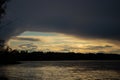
[0,0,120,41]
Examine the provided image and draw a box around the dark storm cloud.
[0,0,120,41]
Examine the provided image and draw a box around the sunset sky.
[0,0,120,53]
[8,31,120,54]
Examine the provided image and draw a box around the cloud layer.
[11,37,41,42]
[8,32,120,53]
[0,0,120,42]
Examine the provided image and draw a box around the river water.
[0,60,120,80]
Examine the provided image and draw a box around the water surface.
[0,60,120,80]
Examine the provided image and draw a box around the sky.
[8,31,120,53]
[0,0,120,53]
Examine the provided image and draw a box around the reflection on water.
[0,61,120,80]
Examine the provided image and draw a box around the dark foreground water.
[0,60,120,80]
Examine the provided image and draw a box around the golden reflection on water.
[1,61,120,80]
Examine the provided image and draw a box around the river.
[0,60,120,80]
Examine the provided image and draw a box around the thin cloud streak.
[11,37,41,42]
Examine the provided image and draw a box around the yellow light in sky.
[7,31,120,54]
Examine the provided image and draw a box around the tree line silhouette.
[0,48,120,62]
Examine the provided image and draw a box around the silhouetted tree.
[0,0,10,51]
[0,0,9,21]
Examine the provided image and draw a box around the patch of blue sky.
[19,31,58,36]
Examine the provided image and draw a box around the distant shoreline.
[0,51,120,62]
